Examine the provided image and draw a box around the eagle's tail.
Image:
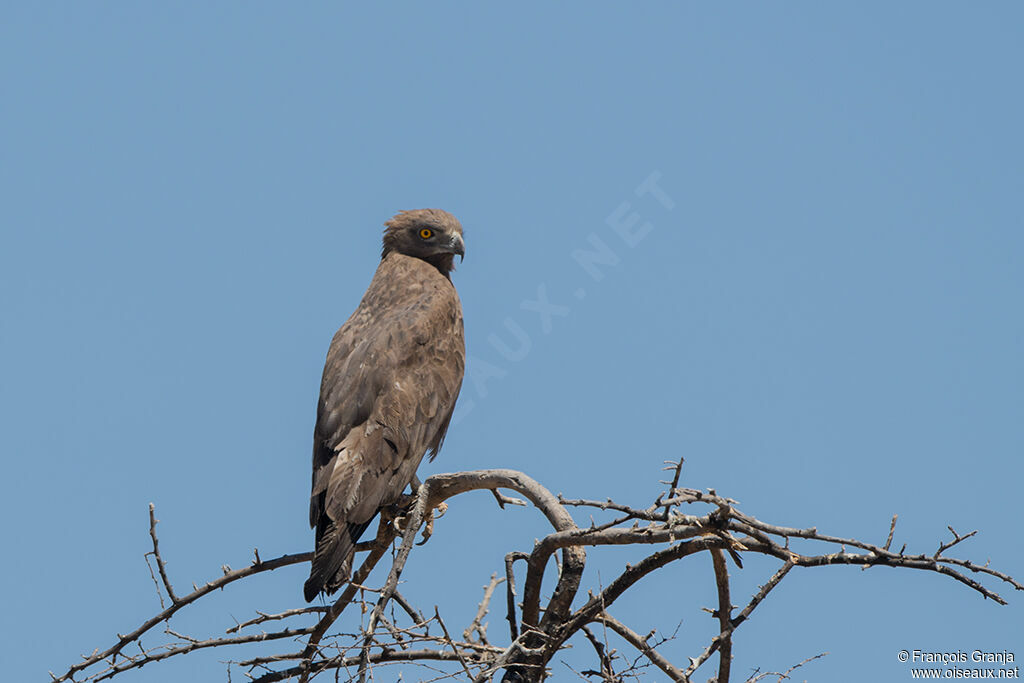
[304,519,371,602]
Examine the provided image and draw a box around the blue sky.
[2,4,1022,682]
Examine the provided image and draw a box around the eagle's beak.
[447,234,465,261]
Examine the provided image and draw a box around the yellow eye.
[419,228,434,239]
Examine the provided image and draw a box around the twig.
[253,648,490,683]
[746,652,828,682]
[505,552,528,641]
[435,607,475,680]
[665,457,684,489]
[56,538,311,681]
[555,536,725,661]
[298,516,395,683]
[226,607,327,634]
[357,479,436,682]
[142,554,164,611]
[491,489,527,509]
[394,589,428,627]
[593,612,686,682]
[580,624,616,681]
[465,573,505,644]
[376,613,409,649]
[730,560,794,631]
[147,503,179,604]
[883,514,898,551]
[94,628,313,682]
[935,526,978,558]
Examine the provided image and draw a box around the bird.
[304,209,466,602]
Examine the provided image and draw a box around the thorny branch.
[146,503,178,605]
[55,461,1021,683]
[465,573,505,645]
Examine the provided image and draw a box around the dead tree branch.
[55,460,1021,683]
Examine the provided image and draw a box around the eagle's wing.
[305,254,464,600]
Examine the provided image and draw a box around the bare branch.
[505,552,528,641]
[492,489,527,509]
[935,526,978,558]
[253,648,491,683]
[147,503,179,604]
[556,537,726,657]
[55,521,311,683]
[730,560,795,631]
[579,624,616,681]
[226,607,327,634]
[57,465,1019,683]
[356,478,437,681]
[745,652,828,682]
[465,573,505,644]
[883,514,898,551]
[298,516,396,682]
[436,606,476,680]
[394,588,428,627]
[682,558,794,681]
[593,612,686,682]
[710,549,732,683]
[662,457,685,492]
[420,470,588,631]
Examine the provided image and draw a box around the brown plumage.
[304,209,466,602]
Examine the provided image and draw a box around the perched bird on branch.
[304,209,466,602]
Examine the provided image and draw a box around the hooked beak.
[446,233,465,261]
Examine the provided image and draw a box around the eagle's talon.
[416,502,449,546]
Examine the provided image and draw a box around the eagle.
[304,209,466,602]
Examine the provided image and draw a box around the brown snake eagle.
[304,209,466,602]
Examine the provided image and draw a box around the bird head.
[382,209,465,274]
